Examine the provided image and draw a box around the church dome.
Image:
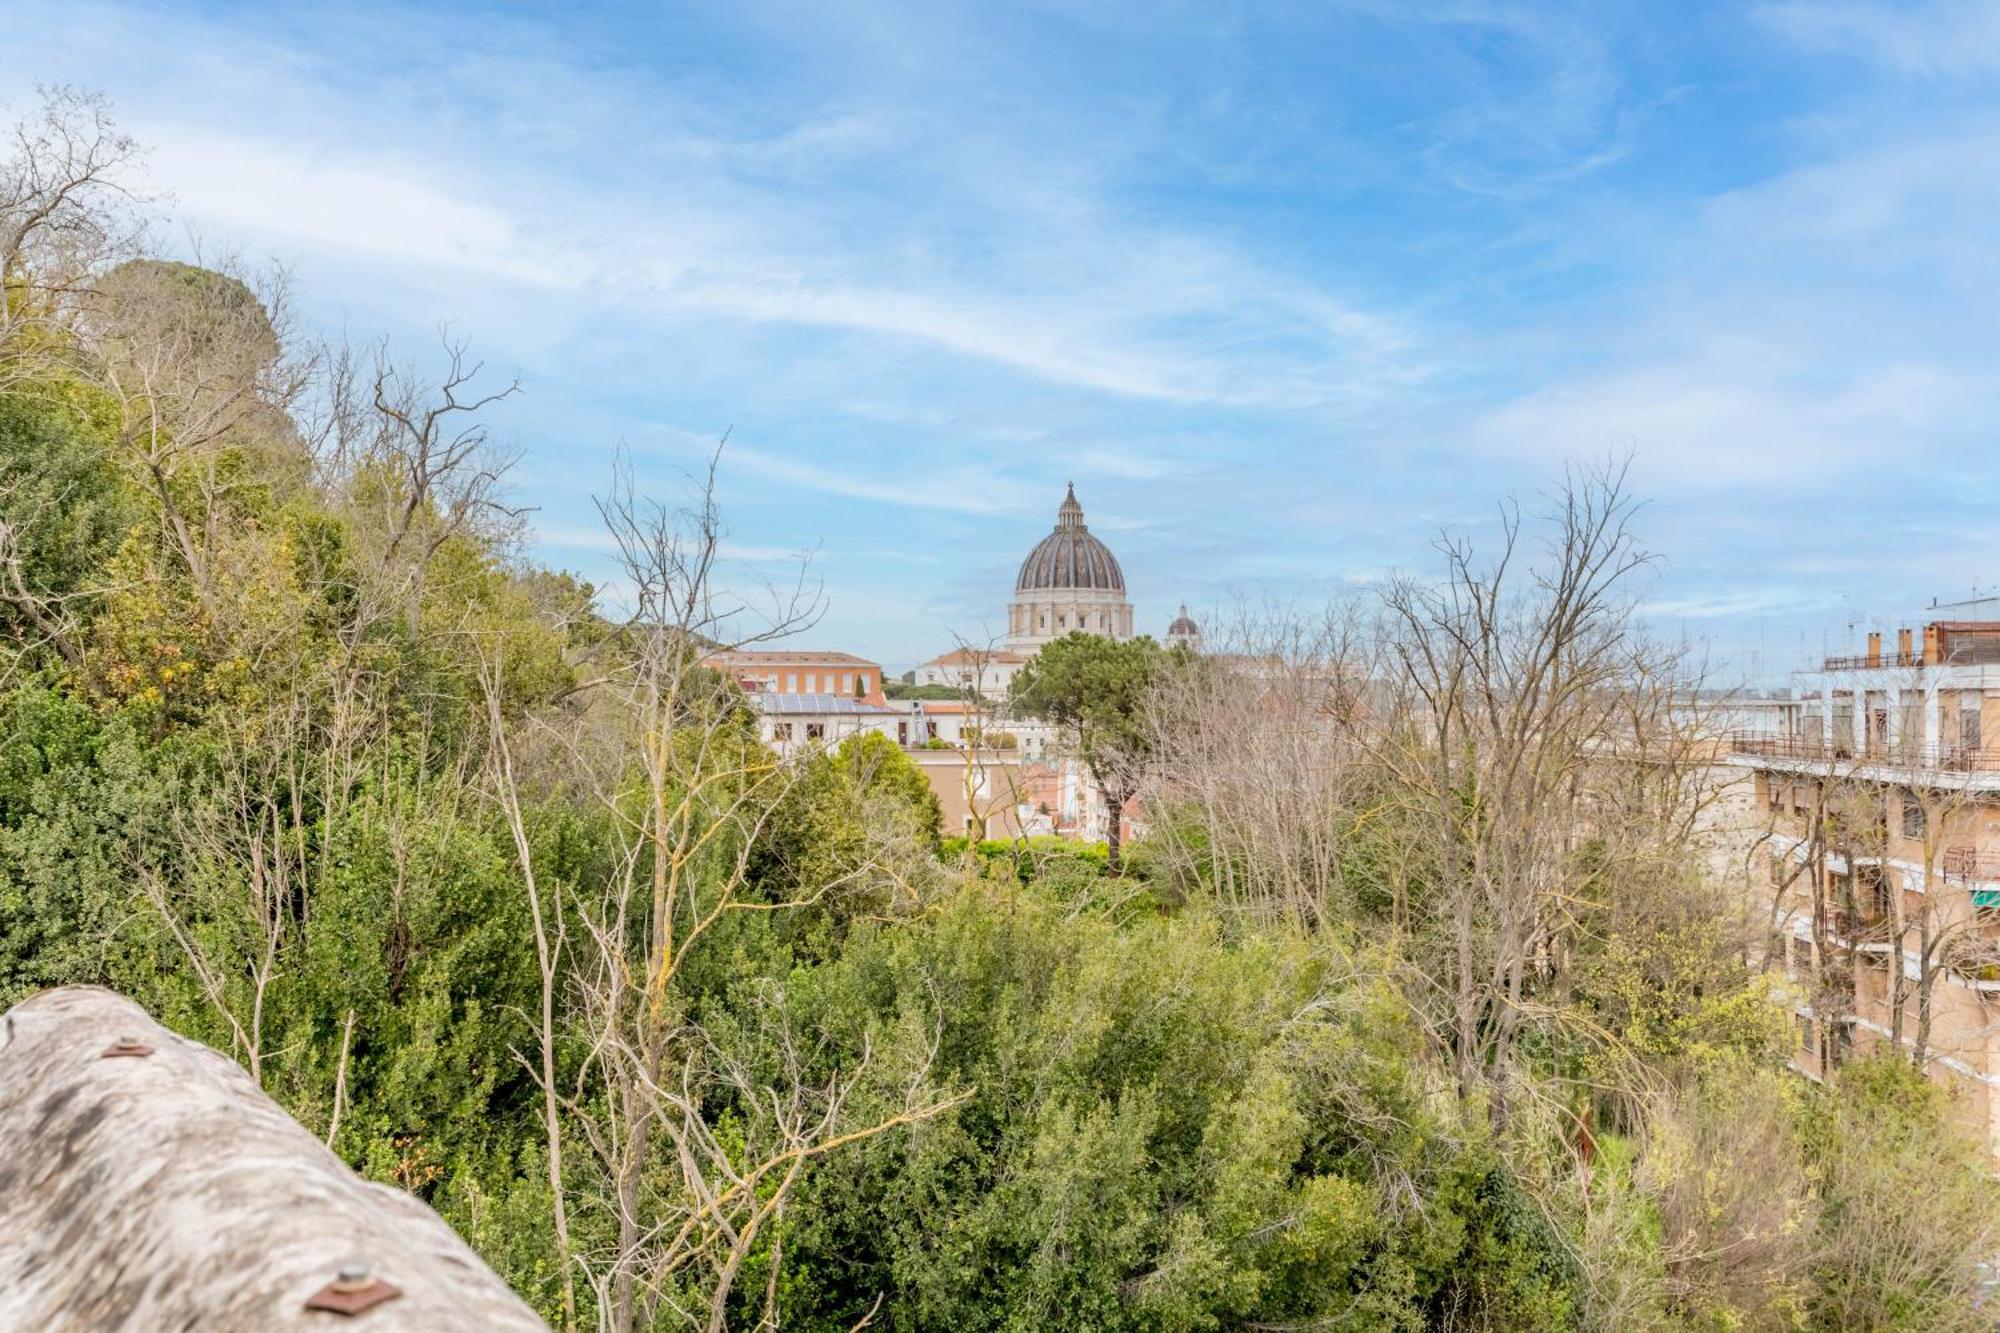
[1015,483,1125,592]
[1168,606,1200,638]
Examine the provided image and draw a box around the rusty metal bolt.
[305,1262,403,1316]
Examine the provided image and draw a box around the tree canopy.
[1009,630,1170,872]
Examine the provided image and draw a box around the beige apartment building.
[1732,617,2000,1150]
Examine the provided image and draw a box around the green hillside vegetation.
[3,89,1996,1332]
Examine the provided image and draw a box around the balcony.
[1823,651,1925,672]
[1728,732,2000,773]
[1941,846,2000,886]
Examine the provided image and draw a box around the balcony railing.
[1940,846,2000,885]
[1823,651,1925,671]
[1728,732,2000,773]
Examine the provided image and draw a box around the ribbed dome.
[1168,605,1200,637]
[1015,484,1125,593]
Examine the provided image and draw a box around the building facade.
[915,646,1030,695]
[704,649,886,700]
[1730,617,2000,1152]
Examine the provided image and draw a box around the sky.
[9,0,2000,677]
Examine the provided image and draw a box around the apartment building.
[1731,616,2000,1150]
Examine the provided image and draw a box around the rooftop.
[923,647,1029,666]
[747,692,900,716]
[705,649,881,668]
[1819,620,2000,672]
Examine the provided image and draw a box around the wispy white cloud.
[141,126,564,284]
[1759,0,2000,77]
[726,444,1043,518]
[1463,355,1969,486]
[1641,589,1841,621]
[45,4,1419,415]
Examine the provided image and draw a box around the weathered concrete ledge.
[0,986,546,1331]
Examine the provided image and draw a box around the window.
[897,721,909,745]
[787,672,799,691]
[773,722,794,742]
[806,723,825,742]
[926,721,939,740]
[1964,703,1982,754]
[1798,1015,1815,1057]
[1902,791,1926,841]
[1856,864,1891,922]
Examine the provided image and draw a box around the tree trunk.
[1102,780,1124,874]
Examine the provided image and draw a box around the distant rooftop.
[1819,618,2000,672]
[705,649,881,667]
[923,647,1028,666]
[747,692,899,716]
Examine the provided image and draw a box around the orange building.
[703,649,886,701]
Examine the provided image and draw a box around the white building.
[915,646,1030,695]
[747,692,902,758]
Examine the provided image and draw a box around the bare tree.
[139,682,318,1087]
[0,480,86,669]
[0,86,144,389]
[488,454,966,1331]
[1140,601,1380,932]
[84,252,313,613]
[940,630,1025,847]
[1373,460,1711,1114]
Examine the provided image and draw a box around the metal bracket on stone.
[305,1264,404,1316]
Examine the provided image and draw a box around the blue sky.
[10,0,2000,676]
